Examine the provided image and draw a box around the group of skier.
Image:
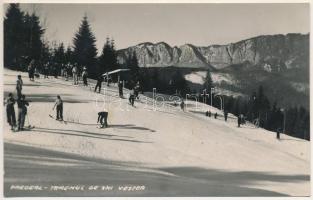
[27,59,37,81]
[5,75,29,131]
[205,109,247,128]
[5,73,66,131]
[41,61,88,86]
[6,58,265,134]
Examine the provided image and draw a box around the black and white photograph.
[1,0,311,198]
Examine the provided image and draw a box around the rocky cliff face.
[117,33,309,72]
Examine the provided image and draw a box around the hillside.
[3,69,310,196]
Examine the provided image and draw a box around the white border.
[0,0,311,200]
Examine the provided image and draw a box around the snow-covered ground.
[184,71,243,97]
[3,69,310,196]
[184,71,206,85]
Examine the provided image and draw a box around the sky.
[4,3,310,52]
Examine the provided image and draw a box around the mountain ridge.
[117,33,309,72]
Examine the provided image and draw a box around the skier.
[240,114,245,125]
[72,64,78,85]
[118,81,123,97]
[16,75,23,98]
[6,93,16,130]
[208,110,211,117]
[224,111,228,122]
[28,59,35,81]
[44,62,49,78]
[66,63,71,81]
[205,111,209,117]
[97,111,108,128]
[129,91,135,106]
[34,67,40,79]
[276,128,281,140]
[237,115,241,127]
[95,75,104,93]
[52,95,63,121]
[180,99,185,111]
[17,95,29,131]
[82,67,88,86]
[214,112,218,119]
[134,81,140,99]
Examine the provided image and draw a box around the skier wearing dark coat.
[16,75,23,99]
[224,111,228,122]
[82,67,88,86]
[17,95,29,131]
[6,93,16,130]
[237,115,241,127]
[129,91,135,106]
[95,75,104,93]
[53,95,63,121]
[98,111,108,128]
[180,99,185,111]
[118,81,123,97]
[28,60,35,81]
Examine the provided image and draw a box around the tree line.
[4,4,140,81]
[202,71,310,141]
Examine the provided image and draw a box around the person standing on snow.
[95,75,104,93]
[180,99,185,111]
[6,93,16,130]
[72,65,78,85]
[53,95,63,121]
[44,62,49,78]
[28,59,35,81]
[224,111,228,122]
[82,67,88,86]
[16,75,23,99]
[66,63,71,81]
[237,115,241,127]
[17,95,29,131]
[134,82,140,99]
[118,81,123,97]
[214,112,218,119]
[129,90,135,106]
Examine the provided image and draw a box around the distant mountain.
[117,33,309,109]
[117,33,309,73]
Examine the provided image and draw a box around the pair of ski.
[11,125,35,132]
[49,114,67,124]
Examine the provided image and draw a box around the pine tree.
[4,4,25,69]
[98,37,118,74]
[54,43,66,66]
[128,51,140,83]
[40,41,52,70]
[4,4,45,70]
[99,38,112,73]
[27,13,44,61]
[110,38,118,71]
[73,15,98,78]
[65,46,73,64]
[203,69,213,92]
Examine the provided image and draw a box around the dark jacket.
[17,99,29,114]
[6,97,15,111]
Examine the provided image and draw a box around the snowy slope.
[3,69,310,196]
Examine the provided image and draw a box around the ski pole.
[26,114,31,128]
